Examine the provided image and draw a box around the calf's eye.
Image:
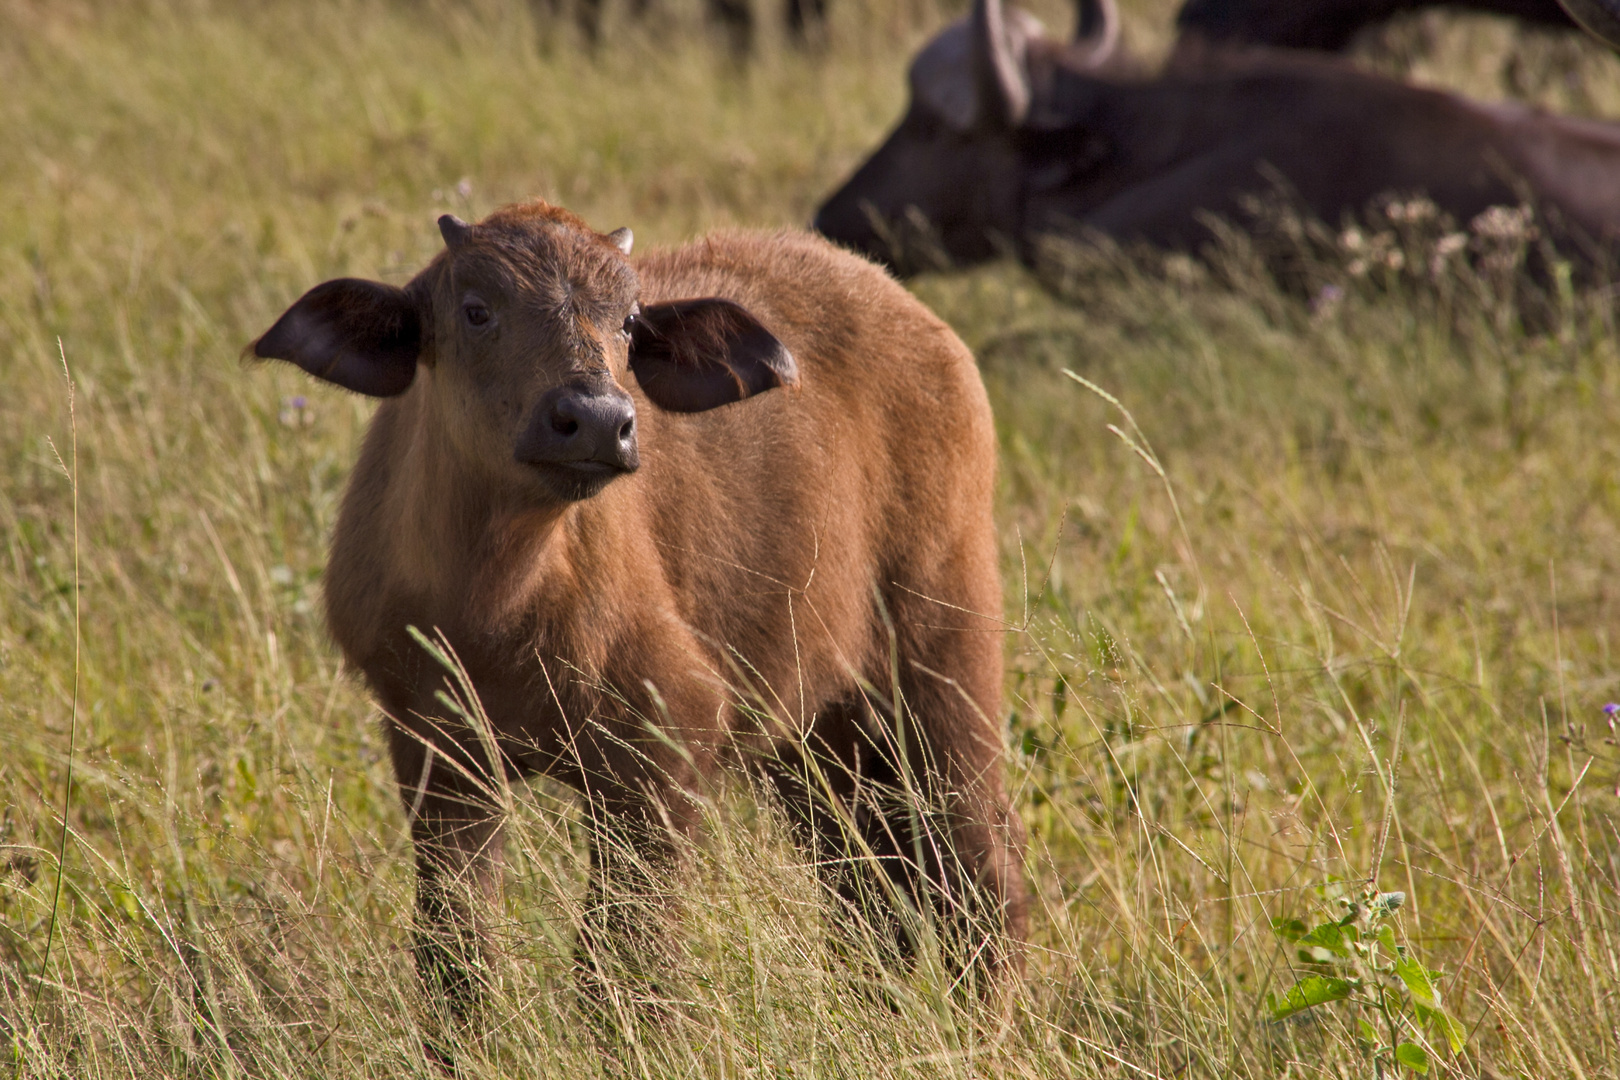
[464,302,491,327]
[621,305,640,337]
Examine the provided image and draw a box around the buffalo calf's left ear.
[250,278,421,397]
[628,298,798,413]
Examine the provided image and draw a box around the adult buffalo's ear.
[249,278,421,397]
[628,298,798,413]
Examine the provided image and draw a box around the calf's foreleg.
[388,721,509,1026]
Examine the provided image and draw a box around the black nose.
[516,385,640,474]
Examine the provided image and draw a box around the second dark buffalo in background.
[1174,0,1578,52]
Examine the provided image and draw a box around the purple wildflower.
[279,395,313,429]
[1311,284,1344,315]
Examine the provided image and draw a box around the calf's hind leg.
[764,698,921,964]
[769,661,1026,987]
[883,583,1027,985]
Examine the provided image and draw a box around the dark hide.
[1174,0,1577,52]
[1023,48,1620,261]
[813,0,1620,276]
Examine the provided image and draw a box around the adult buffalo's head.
[250,203,796,504]
[812,0,1120,275]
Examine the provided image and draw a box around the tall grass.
[3,1,1619,1076]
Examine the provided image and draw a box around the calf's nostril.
[524,389,636,470]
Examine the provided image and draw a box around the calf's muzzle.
[516,383,640,495]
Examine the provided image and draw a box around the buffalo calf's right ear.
[250,278,421,397]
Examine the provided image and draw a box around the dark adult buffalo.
[1174,0,1578,53]
[249,202,1026,1043]
[813,0,1620,276]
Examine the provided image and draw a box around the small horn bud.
[439,214,472,249]
[608,227,634,255]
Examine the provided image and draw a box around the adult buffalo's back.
[1173,0,1620,53]
[814,0,1620,275]
[250,203,1025,1043]
[1174,0,1578,52]
[1022,47,1620,257]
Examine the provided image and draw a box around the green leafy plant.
[1268,886,1465,1076]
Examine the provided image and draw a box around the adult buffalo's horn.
[438,214,472,250]
[973,0,1031,127]
[1557,0,1620,49]
[1074,0,1119,66]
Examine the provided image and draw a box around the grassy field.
[3,0,1620,1076]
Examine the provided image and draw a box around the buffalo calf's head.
[250,202,797,504]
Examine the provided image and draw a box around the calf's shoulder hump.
[635,228,980,392]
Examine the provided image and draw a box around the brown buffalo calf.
[251,201,1026,1020]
